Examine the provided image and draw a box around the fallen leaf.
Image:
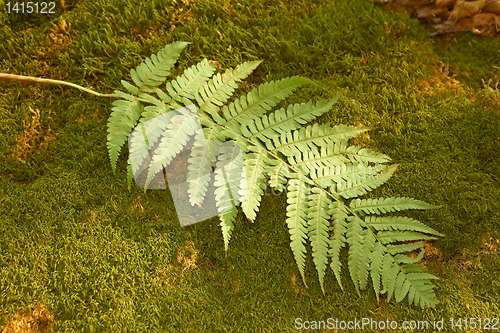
[454,12,500,37]
[417,4,447,18]
[435,0,456,8]
[449,0,488,20]
[483,0,500,14]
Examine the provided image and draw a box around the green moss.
[0,0,499,331]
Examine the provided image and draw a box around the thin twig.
[0,73,119,98]
[449,0,466,32]
[429,28,472,36]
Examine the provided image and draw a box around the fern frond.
[138,102,170,124]
[393,250,424,265]
[359,229,376,291]
[386,242,425,255]
[309,162,384,189]
[370,238,436,306]
[346,215,376,295]
[382,258,439,308]
[384,258,401,303]
[366,216,444,236]
[144,107,198,189]
[369,242,386,302]
[196,61,262,121]
[307,187,332,294]
[214,141,246,214]
[162,59,217,109]
[286,175,311,287]
[129,41,189,93]
[350,197,441,216]
[107,99,143,173]
[332,164,399,199]
[114,89,139,101]
[272,124,375,158]
[241,146,270,222]
[240,99,337,150]
[107,42,444,308]
[219,206,237,254]
[266,159,292,192]
[404,267,439,308]
[221,76,315,131]
[377,230,439,245]
[127,157,134,191]
[204,123,229,144]
[187,128,213,207]
[277,135,391,176]
[328,201,348,291]
[129,112,173,177]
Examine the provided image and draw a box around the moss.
[0,0,499,331]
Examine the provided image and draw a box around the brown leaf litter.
[370,0,500,37]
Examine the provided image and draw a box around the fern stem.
[0,73,119,98]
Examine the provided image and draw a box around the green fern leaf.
[286,175,311,287]
[307,186,332,294]
[266,159,292,192]
[345,146,392,164]
[214,141,246,214]
[121,80,140,95]
[222,76,315,131]
[359,230,376,291]
[202,126,229,165]
[144,108,198,189]
[130,41,189,93]
[346,215,368,295]
[393,250,424,264]
[107,98,143,173]
[309,162,384,189]
[273,124,378,159]
[328,201,348,291]
[385,242,425,255]
[241,99,337,150]
[187,128,213,206]
[162,59,216,108]
[241,146,270,221]
[369,242,386,302]
[408,281,439,309]
[219,206,237,254]
[106,42,444,308]
[138,101,171,124]
[332,164,399,199]
[378,230,438,245]
[114,89,138,102]
[395,270,412,303]
[350,197,441,215]
[386,261,401,302]
[366,216,444,236]
[279,138,391,177]
[401,264,439,308]
[129,112,173,177]
[197,61,262,121]
[127,157,134,191]
[381,252,394,295]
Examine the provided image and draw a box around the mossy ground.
[1,0,499,332]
